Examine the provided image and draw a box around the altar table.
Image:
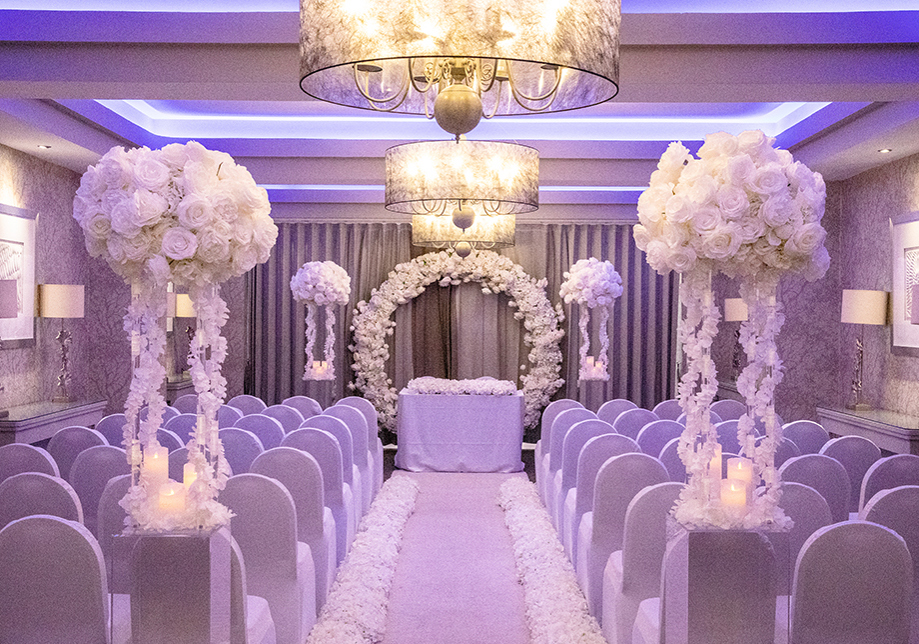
[395,391,525,473]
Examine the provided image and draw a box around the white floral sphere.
[73,141,278,286]
[559,258,623,307]
[633,130,829,281]
[290,260,351,306]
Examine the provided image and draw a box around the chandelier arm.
[505,63,563,111]
[483,80,504,119]
[352,64,411,110]
[476,58,498,94]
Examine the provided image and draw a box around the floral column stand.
[290,261,351,381]
[559,258,623,382]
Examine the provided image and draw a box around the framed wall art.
[0,202,36,348]
[891,212,919,350]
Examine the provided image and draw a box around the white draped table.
[395,391,525,473]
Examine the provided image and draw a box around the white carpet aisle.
[381,472,530,644]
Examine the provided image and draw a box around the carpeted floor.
[381,472,530,644]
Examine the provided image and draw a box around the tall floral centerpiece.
[290,260,351,380]
[559,258,623,382]
[633,130,829,528]
[73,141,278,531]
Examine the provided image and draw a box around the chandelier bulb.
[452,204,476,231]
[455,241,473,258]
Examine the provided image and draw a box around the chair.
[612,407,658,441]
[235,414,286,451]
[168,446,192,482]
[227,394,268,416]
[69,444,130,537]
[651,399,682,421]
[164,412,199,443]
[220,473,317,644]
[790,521,912,644]
[300,414,362,529]
[635,419,684,458]
[552,418,616,531]
[0,443,59,482]
[0,472,83,527]
[251,447,337,612]
[282,395,323,420]
[95,412,128,446]
[162,405,180,423]
[819,435,881,513]
[0,515,110,644]
[710,398,746,421]
[157,427,185,452]
[262,404,305,434]
[631,531,688,644]
[543,406,596,505]
[762,434,801,469]
[323,405,372,518]
[576,452,669,619]
[337,395,384,497]
[219,428,265,475]
[47,425,107,481]
[172,393,198,414]
[675,409,722,426]
[782,419,830,455]
[220,530,278,644]
[715,419,743,454]
[769,482,833,595]
[140,405,179,425]
[536,399,584,501]
[859,454,919,512]
[218,404,244,429]
[860,485,919,585]
[778,454,851,523]
[601,481,684,644]
[97,473,132,593]
[597,398,637,426]
[281,428,354,565]
[658,437,686,483]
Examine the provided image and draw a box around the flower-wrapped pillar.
[290,261,351,381]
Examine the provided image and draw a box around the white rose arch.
[350,250,565,432]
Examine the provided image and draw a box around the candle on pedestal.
[720,478,748,513]
[183,462,197,489]
[144,444,169,490]
[726,456,754,502]
[158,481,186,514]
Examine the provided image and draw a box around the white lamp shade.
[175,293,196,318]
[911,284,919,325]
[0,279,18,319]
[724,298,748,322]
[37,284,84,319]
[411,212,516,249]
[841,289,888,326]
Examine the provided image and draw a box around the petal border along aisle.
[498,477,606,644]
[307,474,420,644]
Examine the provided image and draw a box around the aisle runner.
[382,473,530,644]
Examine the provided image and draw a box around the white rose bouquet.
[291,260,351,381]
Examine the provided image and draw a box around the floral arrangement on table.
[404,376,518,397]
[498,477,606,644]
[633,130,828,529]
[559,258,623,382]
[306,474,420,644]
[350,249,564,432]
[290,260,351,381]
[73,141,278,531]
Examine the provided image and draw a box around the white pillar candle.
[158,481,186,514]
[585,356,595,367]
[144,445,169,490]
[131,331,141,357]
[183,462,197,489]
[721,478,748,510]
[727,457,754,502]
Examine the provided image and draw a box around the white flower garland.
[350,250,565,432]
[404,376,518,397]
[306,475,420,644]
[291,261,351,381]
[498,477,606,644]
[560,259,623,382]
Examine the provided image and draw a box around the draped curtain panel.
[250,222,677,424]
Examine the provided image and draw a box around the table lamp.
[37,284,85,403]
[840,289,888,411]
[724,298,748,380]
[0,279,19,418]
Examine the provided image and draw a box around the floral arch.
[349,250,565,432]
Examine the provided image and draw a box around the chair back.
[770,482,833,595]
[95,413,127,446]
[262,404,305,434]
[157,428,185,452]
[164,412,199,443]
[549,407,597,472]
[168,447,191,482]
[710,398,746,421]
[621,482,684,600]
[575,433,641,517]
[282,395,323,420]
[323,406,369,468]
[861,485,919,585]
[162,405,180,422]
[227,394,267,416]
[636,419,684,458]
[69,444,130,537]
[300,415,355,485]
[97,473,132,593]
[338,396,379,436]
[658,438,686,483]
[560,419,616,491]
[651,399,682,421]
[0,515,109,643]
[782,420,830,455]
[778,454,851,523]
[597,398,637,426]
[613,407,658,441]
[219,428,265,475]
[792,521,912,644]
[820,435,881,513]
[540,399,583,454]
[0,443,59,482]
[859,453,919,511]
[218,404,244,429]
[213,528,277,644]
[765,435,801,469]
[715,419,742,454]
[0,472,82,527]
[47,425,107,481]
[235,414,286,451]
[281,428,345,506]
[251,447,325,544]
[172,393,198,414]
[675,410,722,426]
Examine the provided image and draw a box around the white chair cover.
[553,418,616,531]
[859,453,919,512]
[262,404,305,434]
[597,399,638,426]
[219,530,278,644]
[282,396,323,420]
[235,415,286,451]
[220,474,316,644]
[219,428,265,475]
[790,521,912,644]
[47,425,107,481]
[778,454,851,523]
[543,406,596,504]
[218,404,244,429]
[657,437,686,483]
[337,395,384,498]
[631,532,688,644]
[612,408,659,441]
[227,394,268,416]
[782,420,830,455]
[0,443,59,482]
[168,446,192,482]
[536,399,583,501]
[651,399,682,421]
[763,435,801,469]
[97,473,132,594]
[162,405,181,422]
[635,419,684,458]
[324,405,372,517]
[300,414,362,530]
[0,472,83,527]
[769,482,832,595]
[602,481,683,644]
[172,393,198,414]
[710,398,746,421]
[95,413,128,446]
[819,435,881,513]
[251,447,337,612]
[164,413,199,443]
[281,428,354,564]
[675,409,722,426]
[576,452,669,619]
[715,419,743,454]
[0,515,109,644]
[69,444,130,537]
[157,427,185,452]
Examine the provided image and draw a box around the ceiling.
[1,2,918,223]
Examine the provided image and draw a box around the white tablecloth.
[395,391,525,473]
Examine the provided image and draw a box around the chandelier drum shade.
[411,212,516,251]
[298,0,621,118]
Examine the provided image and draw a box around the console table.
[816,406,919,455]
[0,400,108,446]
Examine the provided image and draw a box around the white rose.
[109,197,141,237]
[669,244,697,273]
[786,222,827,256]
[633,224,652,250]
[657,142,691,179]
[146,254,171,284]
[132,154,171,193]
[134,189,168,228]
[725,154,757,186]
[210,191,240,224]
[738,212,766,243]
[197,222,233,265]
[737,130,770,158]
[250,216,279,261]
[161,227,198,260]
[177,194,214,230]
[679,158,705,184]
[666,194,695,224]
[159,143,191,170]
[97,147,133,189]
[761,193,793,228]
[661,220,691,248]
[698,131,739,159]
[231,243,260,275]
[85,212,112,241]
[106,235,128,264]
[685,174,718,206]
[182,160,219,195]
[717,185,750,221]
[702,224,743,261]
[637,186,670,223]
[690,205,721,234]
[802,246,831,281]
[752,163,788,196]
[644,240,672,275]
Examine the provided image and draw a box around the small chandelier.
[299,0,621,135]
